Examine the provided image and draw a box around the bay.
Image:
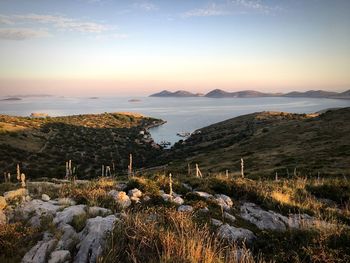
[1,96,349,146]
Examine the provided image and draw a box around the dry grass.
[99,208,261,263]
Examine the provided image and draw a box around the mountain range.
[149,89,350,99]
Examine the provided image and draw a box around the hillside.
[165,108,350,177]
[0,113,164,178]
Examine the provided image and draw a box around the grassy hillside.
[165,108,350,178]
[0,113,164,178]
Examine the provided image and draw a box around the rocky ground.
[1,175,347,263]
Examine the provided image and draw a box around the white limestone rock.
[217,224,256,244]
[53,205,86,226]
[214,194,233,211]
[193,191,213,199]
[173,196,184,205]
[240,202,288,231]
[88,206,112,217]
[75,215,119,263]
[42,194,51,202]
[55,224,79,251]
[48,250,71,263]
[22,234,57,263]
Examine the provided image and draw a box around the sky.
[0,0,349,96]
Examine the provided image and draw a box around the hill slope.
[0,113,164,178]
[165,108,350,177]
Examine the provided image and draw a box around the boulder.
[42,194,51,202]
[88,206,112,217]
[0,196,7,210]
[108,190,119,199]
[4,188,28,201]
[193,191,213,199]
[161,193,172,202]
[214,194,233,211]
[178,205,193,213]
[173,196,184,205]
[53,205,86,226]
[48,250,71,263]
[22,234,57,263]
[217,224,256,244]
[0,210,6,225]
[17,199,61,227]
[55,224,79,251]
[75,215,119,263]
[240,203,288,231]
[115,192,131,209]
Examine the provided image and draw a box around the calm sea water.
[1,96,349,145]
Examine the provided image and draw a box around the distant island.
[150,89,350,99]
[1,97,22,101]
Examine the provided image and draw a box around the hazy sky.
[0,0,349,96]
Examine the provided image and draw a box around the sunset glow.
[0,0,349,96]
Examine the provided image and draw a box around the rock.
[217,224,256,244]
[55,224,79,251]
[193,191,213,199]
[48,250,71,263]
[4,188,28,201]
[57,198,76,206]
[173,196,184,205]
[18,199,61,227]
[0,210,6,224]
[223,212,236,223]
[211,218,223,227]
[215,194,233,211]
[42,194,51,202]
[75,215,119,263]
[25,195,32,202]
[240,203,289,231]
[128,188,142,198]
[0,196,7,210]
[88,206,112,217]
[115,192,131,209]
[287,213,335,230]
[22,234,57,263]
[178,205,193,212]
[53,205,86,226]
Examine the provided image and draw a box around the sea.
[1,96,349,146]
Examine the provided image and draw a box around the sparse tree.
[241,158,244,178]
[20,173,26,187]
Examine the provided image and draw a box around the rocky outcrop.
[214,194,233,211]
[75,215,119,263]
[53,205,86,226]
[48,250,71,263]
[55,224,79,251]
[240,202,288,231]
[22,233,57,263]
[217,224,256,244]
[88,206,112,217]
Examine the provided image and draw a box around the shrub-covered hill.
[165,107,350,178]
[0,112,164,178]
